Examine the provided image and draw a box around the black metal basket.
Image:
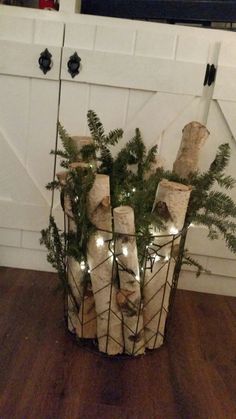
[64,226,185,357]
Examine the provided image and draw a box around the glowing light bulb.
[132,187,136,192]
[155,255,161,262]
[88,269,91,274]
[169,226,178,235]
[164,255,170,262]
[96,237,104,247]
[80,261,86,271]
[122,246,128,257]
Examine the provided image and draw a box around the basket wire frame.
[65,219,184,357]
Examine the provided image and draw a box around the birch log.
[144,155,165,180]
[87,174,123,355]
[173,121,209,178]
[143,180,192,349]
[113,206,145,356]
[56,171,97,338]
[71,136,93,158]
[76,283,97,339]
[71,135,96,167]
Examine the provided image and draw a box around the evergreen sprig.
[181,252,211,277]
[40,215,67,287]
[41,111,236,284]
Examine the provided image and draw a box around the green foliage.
[41,110,236,283]
[181,251,211,277]
[182,143,236,254]
[58,122,78,163]
[40,215,67,287]
[45,180,60,191]
[65,166,96,262]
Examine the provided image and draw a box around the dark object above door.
[81,0,236,24]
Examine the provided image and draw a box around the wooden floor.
[0,268,236,419]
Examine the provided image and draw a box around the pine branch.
[143,145,158,174]
[106,128,123,145]
[182,253,211,277]
[50,149,69,159]
[87,109,105,146]
[80,143,96,162]
[45,180,60,190]
[215,174,236,189]
[40,216,67,287]
[204,191,236,218]
[58,122,78,162]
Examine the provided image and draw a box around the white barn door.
[59,19,236,293]
[0,15,64,270]
[60,21,211,160]
[181,39,236,295]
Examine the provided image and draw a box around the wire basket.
[64,227,184,357]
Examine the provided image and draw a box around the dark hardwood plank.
[0,267,236,419]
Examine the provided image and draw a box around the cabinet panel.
[0,16,64,233]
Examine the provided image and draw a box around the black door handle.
[38,48,52,74]
[67,52,81,78]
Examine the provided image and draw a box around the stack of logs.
[56,122,209,356]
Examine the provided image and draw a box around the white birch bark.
[144,155,165,180]
[113,206,145,356]
[173,121,209,178]
[143,180,191,349]
[56,170,97,338]
[71,135,96,167]
[87,174,123,355]
[76,283,97,339]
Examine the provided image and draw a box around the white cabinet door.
[0,15,64,270]
[59,20,236,292]
[60,21,211,162]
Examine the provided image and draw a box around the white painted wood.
[59,0,81,13]
[0,14,63,46]
[136,31,177,59]
[64,22,96,49]
[94,25,136,54]
[186,226,234,260]
[21,230,43,251]
[61,48,205,95]
[213,40,236,101]
[0,201,62,232]
[2,4,236,45]
[217,100,236,142]
[206,256,236,278]
[0,16,63,237]
[0,40,61,80]
[0,245,54,272]
[0,130,47,207]
[179,271,236,297]
[0,228,21,247]
[176,34,210,63]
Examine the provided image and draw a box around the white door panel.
[61,48,205,96]
[0,16,63,233]
[59,20,236,285]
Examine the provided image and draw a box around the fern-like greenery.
[41,110,236,283]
